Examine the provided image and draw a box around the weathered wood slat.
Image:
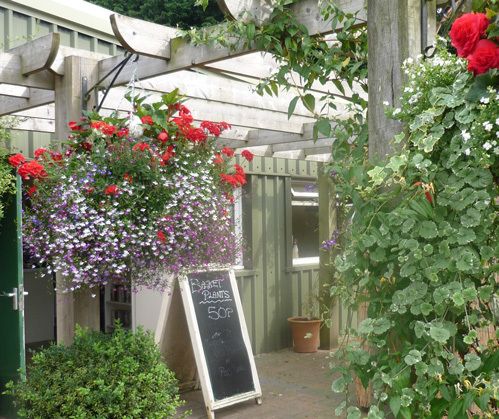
[7,33,60,76]
[0,53,55,89]
[110,14,179,59]
[0,89,54,116]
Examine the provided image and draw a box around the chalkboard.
[179,270,261,416]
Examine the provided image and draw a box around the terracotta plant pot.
[288,317,321,353]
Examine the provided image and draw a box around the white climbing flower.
[464,148,471,155]
[462,130,471,142]
[483,121,493,132]
[483,142,492,151]
[480,97,489,104]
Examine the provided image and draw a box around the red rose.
[466,39,499,75]
[157,230,167,243]
[34,148,48,159]
[17,161,47,180]
[449,13,489,57]
[132,142,150,152]
[140,115,154,125]
[241,150,254,162]
[8,153,26,168]
[222,147,234,157]
[104,185,119,196]
[157,131,169,143]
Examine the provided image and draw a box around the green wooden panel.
[11,11,29,48]
[0,177,25,417]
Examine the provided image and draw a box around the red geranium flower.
[17,161,47,180]
[81,142,92,152]
[132,142,151,152]
[466,39,499,75]
[161,146,175,165]
[27,185,37,196]
[140,115,154,125]
[201,121,221,137]
[104,185,119,196]
[117,128,129,138]
[449,12,489,57]
[68,121,82,131]
[34,148,48,159]
[123,173,133,183]
[101,124,116,136]
[157,230,167,243]
[241,150,254,162]
[213,154,224,165]
[185,127,207,143]
[221,147,234,157]
[8,153,26,168]
[157,131,169,143]
[50,151,63,162]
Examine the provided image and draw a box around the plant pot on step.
[288,317,321,353]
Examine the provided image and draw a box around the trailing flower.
[12,90,245,290]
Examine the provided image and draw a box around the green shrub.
[5,324,184,418]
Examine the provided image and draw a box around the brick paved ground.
[176,349,346,419]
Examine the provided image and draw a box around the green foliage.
[331,45,498,417]
[0,118,17,226]
[5,325,184,418]
[86,0,223,28]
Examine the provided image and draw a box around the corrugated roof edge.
[1,0,117,42]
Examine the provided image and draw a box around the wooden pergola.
[0,0,436,346]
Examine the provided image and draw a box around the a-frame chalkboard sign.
[179,270,262,418]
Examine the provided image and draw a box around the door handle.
[1,287,28,311]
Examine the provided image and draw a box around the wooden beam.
[0,53,55,89]
[0,89,54,116]
[245,121,334,146]
[271,137,332,153]
[100,0,366,86]
[50,47,110,76]
[12,117,55,133]
[217,0,274,24]
[7,33,60,76]
[0,84,29,97]
[110,14,179,59]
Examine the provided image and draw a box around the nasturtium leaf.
[370,247,386,262]
[460,207,481,228]
[455,227,476,245]
[448,356,465,376]
[331,376,348,393]
[415,361,428,376]
[358,318,374,335]
[414,321,426,338]
[373,318,391,335]
[334,401,346,417]
[420,302,433,316]
[348,349,370,366]
[423,244,433,255]
[479,246,493,261]
[429,326,450,343]
[455,250,478,272]
[346,407,362,419]
[433,288,448,305]
[367,405,384,419]
[419,221,438,239]
[402,218,416,233]
[478,285,493,301]
[463,330,478,345]
[464,353,481,371]
[404,349,422,365]
[451,292,465,306]
[462,287,477,302]
[400,262,416,277]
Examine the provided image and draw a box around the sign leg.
[256,397,263,405]
[206,406,215,419]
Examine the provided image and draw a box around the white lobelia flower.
[483,142,492,151]
[483,121,493,132]
[127,114,144,137]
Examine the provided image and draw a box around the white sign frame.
[179,269,262,418]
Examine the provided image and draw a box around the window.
[291,180,319,266]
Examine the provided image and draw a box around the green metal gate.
[0,176,26,417]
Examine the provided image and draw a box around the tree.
[86,0,224,28]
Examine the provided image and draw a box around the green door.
[0,176,26,417]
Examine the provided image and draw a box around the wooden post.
[318,163,338,349]
[367,0,436,161]
[54,55,100,344]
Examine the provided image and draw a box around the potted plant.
[288,293,321,353]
